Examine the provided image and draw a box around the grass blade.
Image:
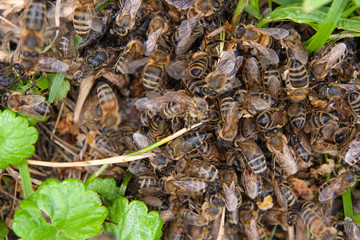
[342,188,353,218]
[232,0,248,26]
[302,0,331,13]
[272,0,302,5]
[48,72,65,103]
[306,0,348,53]
[18,160,34,198]
[119,172,133,197]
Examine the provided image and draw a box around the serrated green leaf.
[36,76,49,91]
[105,197,163,240]
[13,178,108,240]
[302,0,331,12]
[353,213,360,226]
[0,220,8,238]
[86,178,120,204]
[0,109,38,169]
[48,73,70,103]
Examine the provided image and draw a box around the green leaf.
[307,0,348,53]
[245,0,262,19]
[36,76,49,91]
[48,73,70,103]
[74,35,83,52]
[342,188,353,218]
[0,220,8,238]
[119,172,132,197]
[272,0,302,5]
[105,197,163,240]
[86,178,120,204]
[13,178,108,240]
[232,0,248,26]
[353,0,360,7]
[353,213,360,226]
[302,0,331,12]
[0,109,38,169]
[338,18,360,31]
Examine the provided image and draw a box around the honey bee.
[114,0,142,36]
[164,219,186,240]
[203,50,243,97]
[238,90,277,112]
[143,49,169,93]
[1,92,53,121]
[197,140,219,161]
[182,78,206,97]
[310,42,354,80]
[344,139,360,166]
[292,132,312,163]
[97,82,121,129]
[128,159,153,176]
[217,96,239,142]
[318,169,357,202]
[263,64,281,96]
[148,113,166,140]
[19,0,47,72]
[179,208,208,226]
[86,130,117,156]
[343,217,360,240]
[189,51,209,78]
[288,103,306,129]
[133,132,170,171]
[262,208,293,227]
[73,0,93,36]
[241,168,262,200]
[144,16,168,56]
[347,92,360,122]
[238,117,256,139]
[243,56,262,91]
[236,138,267,175]
[307,110,339,130]
[134,176,162,191]
[300,201,338,239]
[138,195,169,211]
[57,32,74,60]
[284,58,309,102]
[266,132,297,175]
[115,40,146,75]
[162,175,210,196]
[201,200,222,222]
[333,126,355,147]
[195,0,217,17]
[179,159,220,181]
[163,0,196,10]
[273,181,299,209]
[33,55,70,73]
[280,29,308,65]
[235,24,288,65]
[256,109,287,130]
[239,203,267,240]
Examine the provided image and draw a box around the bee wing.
[166,60,191,80]
[325,42,347,70]
[216,52,243,78]
[162,91,197,108]
[318,178,337,202]
[34,56,69,72]
[344,217,360,240]
[345,140,360,166]
[14,94,50,120]
[164,0,196,9]
[222,182,237,212]
[144,27,163,56]
[245,219,261,240]
[274,147,297,175]
[122,0,142,19]
[176,17,200,55]
[250,42,279,65]
[121,57,149,74]
[267,75,281,96]
[258,28,289,39]
[133,132,154,149]
[134,94,165,113]
[273,181,288,209]
[283,40,308,65]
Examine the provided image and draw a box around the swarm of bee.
[1,0,360,239]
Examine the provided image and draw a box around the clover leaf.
[13,178,108,240]
[86,178,120,204]
[0,109,38,169]
[105,196,163,240]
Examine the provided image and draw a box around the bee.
[288,103,306,129]
[163,99,187,119]
[115,40,145,75]
[86,130,117,156]
[96,83,121,129]
[128,159,153,176]
[274,181,299,209]
[333,126,355,146]
[243,56,262,91]
[1,92,53,121]
[33,55,70,73]
[238,117,256,139]
[234,24,288,65]
[343,217,360,240]
[310,42,354,80]
[239,203,267,240]
[133,132,170,171]
[189,51,209,78]
[201,200,222,222]
[241,91,277,112]
[280,29,308,65]
[57,32,74,60]
[318,169,357,202]
[114,0,142,36]
[201,108,220,126]
[138,195,169,211]
[143,49,169,93]
[292,132,312,163]
[263,64,281,96]
[134,176,162,190]
[144,16,168,56]
[182,78,206,97]
[197,140,219,161]
[178,159,220,181]
[236,138,267,175]
[344,139,360,166]
[300,201,338,240]
[179,209,208,226]
[165,219,186,240]
[241,168,262,200]
[262,208,293,227]
[195,0,217,17]
[218,96,239,142]
[307,110,339,130]
[19,0,47,72]
[162,175,209,196]
[256,109,287,130]
[347,92,360,121]
[202,50,243,97]
[284,58,309,102]
[266,132,297,175]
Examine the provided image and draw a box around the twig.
[52,101,64,139]
[0,15,21,32]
